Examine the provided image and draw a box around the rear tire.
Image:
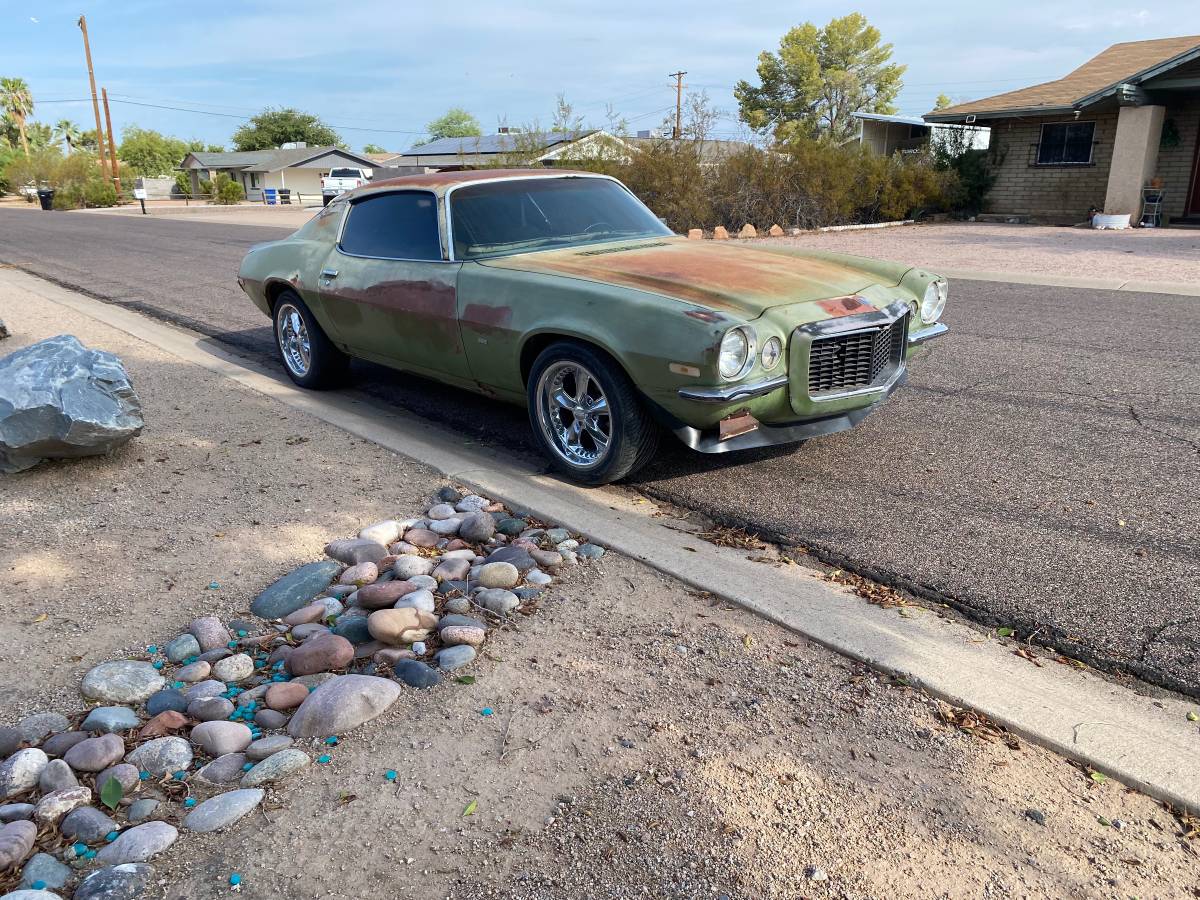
[272,289,348,389]
[527,341,658,485]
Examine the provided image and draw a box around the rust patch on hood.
[817,295,876,318]
[484,237,888,319]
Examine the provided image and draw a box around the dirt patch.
[1,281,1196,899]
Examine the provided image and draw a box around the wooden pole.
[102,87,121,192]
[77,15,109,179]
[669,71,687,140]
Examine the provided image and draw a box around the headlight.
[718,327,754,380]
[921,279,947,322]
[760,336,782,370]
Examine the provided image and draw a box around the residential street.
[1,208,1197,697]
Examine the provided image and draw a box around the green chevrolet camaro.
[238,169,948,484]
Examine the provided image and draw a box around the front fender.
[457,262,729,407]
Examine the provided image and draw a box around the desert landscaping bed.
[1,281,1198,899]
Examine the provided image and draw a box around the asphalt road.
[2,209,1197,696]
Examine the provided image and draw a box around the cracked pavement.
[1,209,1197,694]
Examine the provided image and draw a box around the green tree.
[0,77,34,156]
[934,93,952,111]
[54,119,82,153]
[735,13,905,143]
[118,126,190,177]
[362,143,386,154]
[230,108,342,151]
[424,108,481,142]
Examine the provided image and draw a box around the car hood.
[479,236,909,319]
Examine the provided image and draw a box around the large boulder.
[0,335,143,474]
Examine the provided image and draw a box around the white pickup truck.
[320,167,372,204]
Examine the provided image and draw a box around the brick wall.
[983,112,1118,221]
[1155,96,1200,219]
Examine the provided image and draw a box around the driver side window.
[339,191,442,261]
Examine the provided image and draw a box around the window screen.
[1036,122,1095,165]
[340,192,442,260]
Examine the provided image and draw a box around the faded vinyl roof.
[345,168,601,198]
[927,34,1200,120]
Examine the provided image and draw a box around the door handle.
[321,268,339,278]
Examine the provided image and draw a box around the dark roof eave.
[924,105,1075,123]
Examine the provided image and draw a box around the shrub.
[212,173,244,205]
[83,180,118,208]
[570,136,953,232]
[52,185,83,210]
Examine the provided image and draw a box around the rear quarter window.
[339,191,442,260]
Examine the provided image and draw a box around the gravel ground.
[2,270,1199,898]
[772,220,1200,283]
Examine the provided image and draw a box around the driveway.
[777,220,1200,283]
[0,210,1197,697]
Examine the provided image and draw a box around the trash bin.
[36,189,55,211]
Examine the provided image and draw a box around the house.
[849,112,989,156]
[925,35,1200,224]
[626,135,753,166]
[388,130,635,170]
[177,144,379,202]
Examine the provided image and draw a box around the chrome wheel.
[535,361,612,469]
[275,302,311,378]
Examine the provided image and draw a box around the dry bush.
[571,136,955,232]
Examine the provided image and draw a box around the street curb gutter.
[7,267,1199,814]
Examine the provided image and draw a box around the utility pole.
[102,87,121,193]
[77,15,110,181]
[669,70,687,139]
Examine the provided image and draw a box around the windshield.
[449,177,673,260]
[329,168,361,178]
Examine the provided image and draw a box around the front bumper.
[666,304,946,453]
[671,372,907,453]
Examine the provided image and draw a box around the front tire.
[272,290,348,389]
[527,342,658,485]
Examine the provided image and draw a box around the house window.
[339,191,441,260]
[1036,122,1095,165]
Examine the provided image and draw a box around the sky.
[3,0,1197,152]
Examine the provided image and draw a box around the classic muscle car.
[238,169,948,484]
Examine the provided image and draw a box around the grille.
[808,317,906,397]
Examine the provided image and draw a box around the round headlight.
[718,328,751,379]
[760,336,783,370]
[921,280,947,322]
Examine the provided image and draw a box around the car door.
[316,190,471,384]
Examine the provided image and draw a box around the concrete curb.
[6,267,1199,814]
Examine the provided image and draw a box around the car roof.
[348,168,603,200]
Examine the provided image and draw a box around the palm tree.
[54,119,81,153]
[0,77,34,157]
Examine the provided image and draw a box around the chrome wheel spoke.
[584,395,608,416]
[277,303,311,377]
[536,360,614,470]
